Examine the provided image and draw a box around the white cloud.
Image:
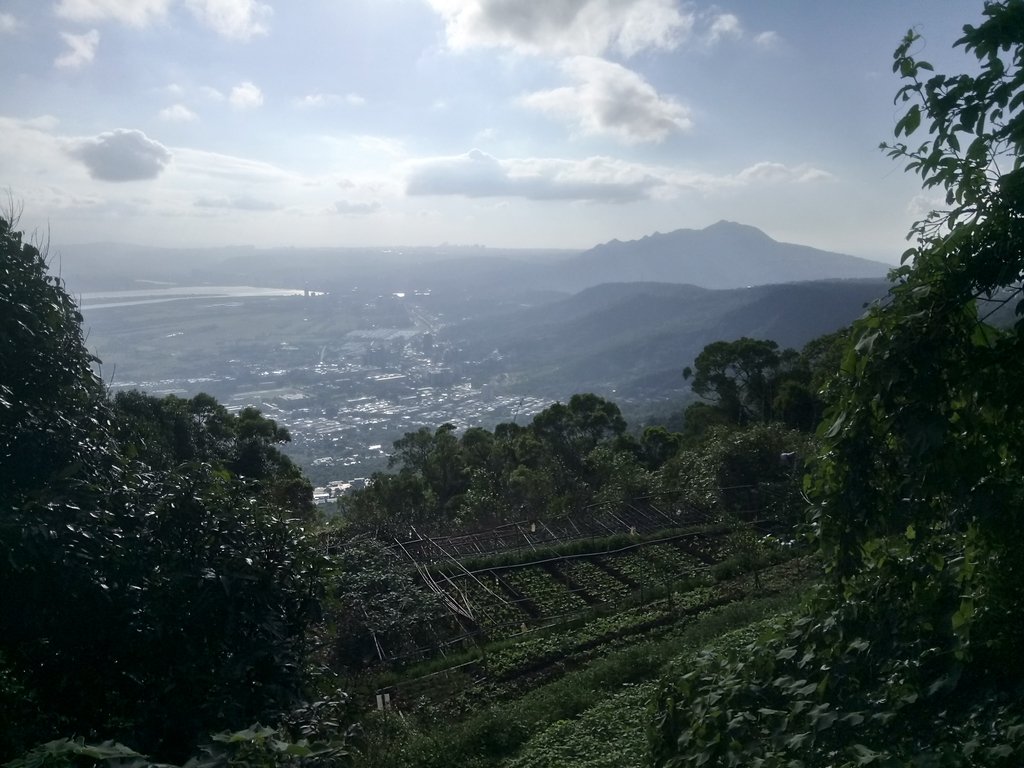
[334,200,381,215]
[172,147,293,183]
[200,85,225,101]
[65,128,172,181]
[754,30,781,50]
[295,92,364,108]
[355,135,405,157]
[735,161,835,185]
[54,29,100,69]
[194,194,281,210]
[427,0,693,57]
[520,56,691,144]
[0,13,20,33]
[54,0,172,26]
[159,103,199,121]
[229,81,263,109]
[406,148,665,202]
[403,151,834,204]
[296,93,331,108]
[706,13,741,44]
[184,0,271,40]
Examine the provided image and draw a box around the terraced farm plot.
[500,568,589,619]
[641,542,707,574]
[555,560,632,603]
[446,574,530,638]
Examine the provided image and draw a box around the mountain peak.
[569,221,890,290]
[702,220,774,241]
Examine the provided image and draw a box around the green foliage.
[321,538,443,671]
[649,4,1024,766]
[657,422,811,525]
[344,394,644,532]
[817,0,1024,665]
[685,338,787,425]
[356,591,804,768]
[0,213,326,762]
[683,331,851,436]
[112,392,316,520]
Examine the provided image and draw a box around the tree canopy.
[0,213,324,762]
[651,4,1024,765]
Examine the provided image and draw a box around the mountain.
[550,221,890,291]
[443,278,891,401]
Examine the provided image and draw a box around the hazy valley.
[70,221,890,485]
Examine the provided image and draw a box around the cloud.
[295,92,365,108]
[520,56,691,144]
[404,151,835,204]
[184,0,271,40]
[296,93,331,108]
[54,0,172,26]
[229,81,263,109]
[706,13,741,44]
[406,148,664,202]
[355,135,405,157]
[159,103,199,121]
[55,0,269,39]
[334,200,381,215]
[172,147,293,183]
[754,30,781,50]
[735,161,835,185]
[194,194,281,210]
[0,13,20,32]
[427,0,692,57]
[200,85,225,101]
[54,29,100,69]
[65,128,172,181]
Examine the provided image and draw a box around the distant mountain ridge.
[444,278,891,400]
[55,220,890,296]
[553,221,890,290]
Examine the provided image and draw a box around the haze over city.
[1,0,969,262]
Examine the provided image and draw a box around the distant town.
[81,288,552,492]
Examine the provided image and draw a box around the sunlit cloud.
[406,149,837,203]
[54,0,172,27]
[184,0,271,41]
[427,0,693,58]
[735,162,836,185]
[54,0,270,39]
[54,29,100,69]
[406,148,665,202]
[229,81,263,109]
[706,12,741,44]
[520,56,691,144]
[295,92,366,108]
[159,104,199,122]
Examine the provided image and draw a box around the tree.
[1,213,324,761]
[810,0,1024,699]
[652,9,1024,764]
[684,338,788,425]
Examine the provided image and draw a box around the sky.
[0,0,983,262]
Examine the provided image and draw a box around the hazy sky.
[0,0,979,261]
